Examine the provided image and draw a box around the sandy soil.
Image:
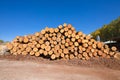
[0,55,120,80]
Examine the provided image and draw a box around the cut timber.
[36,44,41,48]
[109,51,115,56]
[97,50,102,56]
[58,25,63,29]
[35,52,40,57]
[49,28,54,33]
[43,51,48,56]
[83,43,88,48]
[111,46,117,51]
[60,53,64,58]
[63,48,69,54]
[33,47,38,52]
[39,49,44,54]
[35,32,40,37]
[51,54,56,59]
[6,43,13,50]
[74,42,79,47]
[54,28,59,33]
[97,42,103,49]
[114,52,120,60]
[83,52,88,57]
[45,46,51,51]
[48,50,53,55]
[69,54,74,59]
[26,47,32,52]
[22,51,28,56]
[78,54,82,59]
[41,29,46,34]
[30,51,35,55]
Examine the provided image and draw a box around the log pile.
[6,23,119,60]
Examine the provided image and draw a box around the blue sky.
[0,0,120,41]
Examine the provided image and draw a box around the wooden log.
[33,47,38,52]
[97,42,103,49]
[65,54,69,59]
[39,40,44,44]
[41,44,46,49]
[55,52,60,58]
[77,39,82,43]
[30,50,35,55]
[82,52,88,57]
[65,42,69,47]
[51,54,56,59]
[41,29,46,34]
[83,43,88,48]
[63,23,67,27]
[60,53,64,58]
[69,41,73,46]
[67,24,72,29]
[74,42,79,47]
[82,39,88,43]
[17,50,21,54]
[54,28,59,33]
[85,35,91,40]
[114,52,120,60]
[49,28,54,33]
[43,51,48,56]
[12,47,17,53]
[101,53,106,58]
[45,33,49,38]
[111,46,117,51]
[35,52,40,57]
[39,49,44,54]
[97,50,102,56]
[69,54,74,59]
[68,30,72,35]
[82,47,86,52]
[109,51,115,56]
[88,52,93,57]
[78,54,82,59]
[48,50,53,55]
[26,47,32,52]
[71,37,76,42]
[60,29,64,33]
[92,44,96,49]
[93,52,98,57]
[78,32,83,36]
[36,44,41,48]
[103,49,109,54]
[22,51,28,56]
[6,43,13,50]
[22,44,27,49]
[61,45,65,49]
[19,37,23,42]
[85,56,90,60]
[58,25,63,29]
[74,51,78,57]
[86,48,90,53]
[106,55,110,58]
[75,35,79,39]
[63,48,69,54]
[71,33,76,38]
[45,46,51,51]
[88,41,92,46]
[35,32,40,37]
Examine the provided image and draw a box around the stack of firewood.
[6,23,119,60]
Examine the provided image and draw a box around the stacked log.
[6,23,119,60]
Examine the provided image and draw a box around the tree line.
[91,17,120,41]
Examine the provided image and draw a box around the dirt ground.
[0,54,120,80]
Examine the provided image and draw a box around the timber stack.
[6,23,119,60]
